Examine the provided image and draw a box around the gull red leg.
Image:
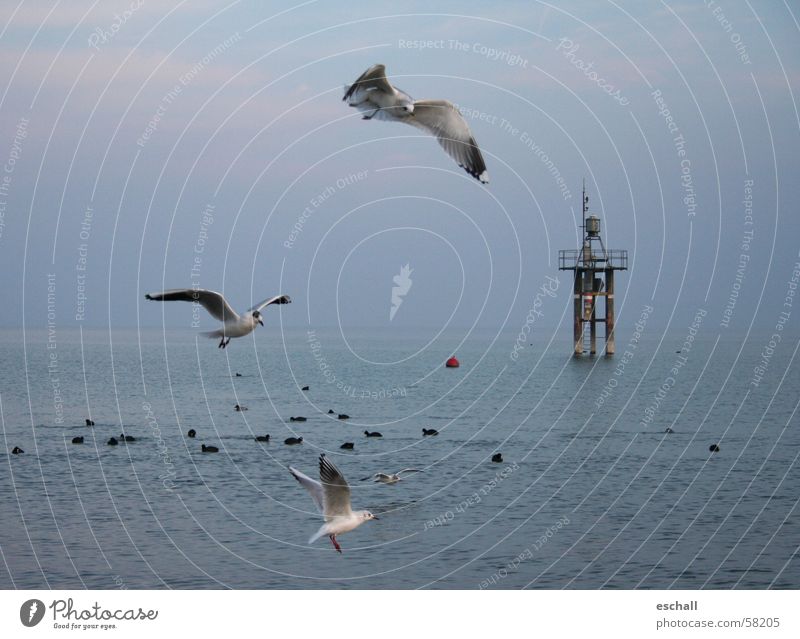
[329,535,342,553]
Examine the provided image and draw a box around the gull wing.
[319,454,352,518]
[145,288,239,323]
[407,99,489,183]
[249,294,291,313]
[396,468,423,476]
[343,63,395,103]
[289,466,325,513]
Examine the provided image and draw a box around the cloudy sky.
[0,0,797,336]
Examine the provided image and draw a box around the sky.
[0,0,798,338]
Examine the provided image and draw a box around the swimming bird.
[107,437,118,446]
[364,430,382,438]
[234,404,248,412]
[491,453,503,463]
[144,289,290,348]
[235,372,242,377]
[343,64,489,183]
[665,428,674,434]
[301,385,309,391]
[72,436,84,444]
[338,414,350,420]
[422,428,438,436]
[85,418,94,426]
[120,433,135,442]
[328,409,335,414]
[289,453,378,553]
[340,442,354,450]
[289,416,307,422]
[285,436,303,445]
[709,444,720,452]
[201,444,219,453]
[11,446,23,454]
[255,434,270,442]
[361,469,422,484]
[187,429,196,438]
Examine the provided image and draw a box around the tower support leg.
[606,269,615,355]
[573,270,583,355]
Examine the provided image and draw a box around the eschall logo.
[20,599,46,627]
[20,598,158,628]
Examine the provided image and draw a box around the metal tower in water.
[558,183,628,356]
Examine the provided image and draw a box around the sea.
[0,326,797,589]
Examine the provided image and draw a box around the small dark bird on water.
[491,453,503,463]
[340,442,354,450]
[255,435,270,442]
[202,444,219,453]
[85,419,94,426]
[11,446,24,454]
[302,385,309,391]
[234,404,247,411]
[328,409,335,414]
[187,429,196,438]
[364,430,382,438]
[290,416,307,422]
[72,436,84,444]
[120,433,136,442]
[235,372,242,377]
[285,437,303,445]
[107,437,118,446]
[709,444,720,452]
[338,414,350,420]
[665,428,674,434]
[422,428,439,436]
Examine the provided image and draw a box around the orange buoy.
[445,356,460,368]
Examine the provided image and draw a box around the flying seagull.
[361,468,422,485]
[343,63,489,183]
[145,288,290,348]
[289,454,378,553]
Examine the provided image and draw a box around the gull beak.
[372,515,380,520]
[258,319,264,327]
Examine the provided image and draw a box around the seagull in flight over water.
[361,469,423,485]
[145,288,290,348]
[289,454,379,553]
[343,63,490,183]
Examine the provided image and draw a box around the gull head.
[251,310,264,327]
[360,510,379,521]
[400,98,414,115]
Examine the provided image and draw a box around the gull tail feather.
[309,524,330,545]
[201,329,224,339]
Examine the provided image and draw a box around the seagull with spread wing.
[343,63,490,183]
[361,469,423,485]
[145,288,290,348]
[289,454,378,553]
